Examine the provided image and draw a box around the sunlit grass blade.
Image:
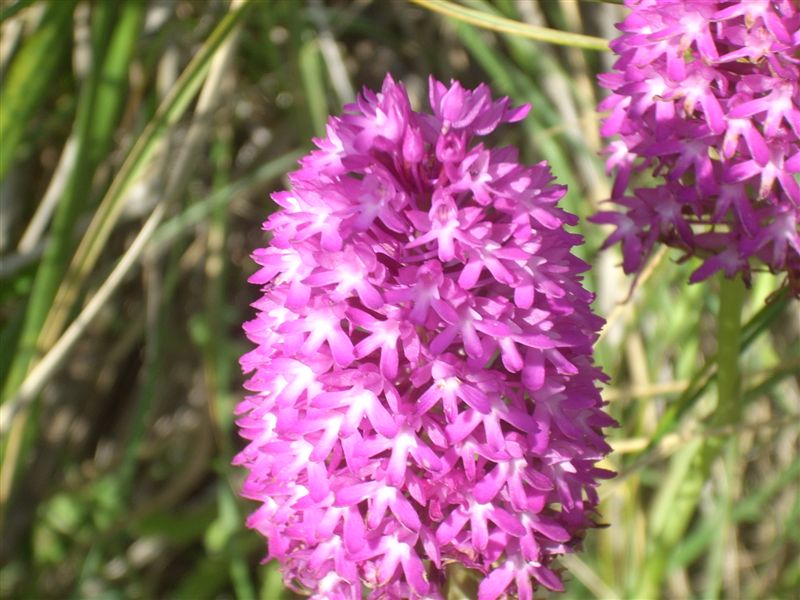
[409,0,609,51]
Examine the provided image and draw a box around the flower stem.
[713,275,746,428]
[635,274,745,598]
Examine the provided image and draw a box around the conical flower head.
[594,0,800,292]
[235,75,614,598]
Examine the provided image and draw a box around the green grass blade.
[87,0,145,167]
[409,0,609,51]
[299,40,328,138]
[0,0,76,180]
[668,458,800,570]
[0,0,35,23]
[11,0,253,393]
[2,0,119,400]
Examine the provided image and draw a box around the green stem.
[705,275,746,598]
[714,275,746,427]
[635,274,746,599]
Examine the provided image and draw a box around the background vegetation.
[0,1,797,598]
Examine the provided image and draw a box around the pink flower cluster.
[235,75,613,598]
[594,0,800,291]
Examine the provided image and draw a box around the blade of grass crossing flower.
[459,1,561,125]
[448,4,604,240]
[409,0,609,51]
[464,0,606,203]
[0,0,76,180]
[451,22,584,221]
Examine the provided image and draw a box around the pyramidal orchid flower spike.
[594,0,800,294]
[235,75,614,599]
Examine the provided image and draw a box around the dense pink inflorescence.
[235,75,614,599]
[593,0,800,292]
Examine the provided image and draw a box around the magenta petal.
[436,509,469,544]
[530,517,570,542]
[470,511,490,550]
[700,92,725,134]
[410,441,442,472]
[533,565,565,592]
[416,385,442,416]
[462,323,483,357]
[401,552,429,594]
[473,463,507,503]
[726,160,760,184]
[514,283,534,309]
[378,550,401,585]
[310,419,342,462]
[430,326,458,356]
[356,281,384,310]
[446,409,482,443]
[306,461,329,501]
[785,153,800,173]
[327,328,355,366]
[380,345,399,380]
[335,481,379,506]
[490,507,526,536]
[500,338,524,372]
[458,259,483,289]
[392,494,422,531]
[343,508,366,553]
[386,439,411,486]
[458,384,491,414]
[478,562,515,600]
[365,396,398,437]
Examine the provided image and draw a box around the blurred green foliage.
[0,1,797,599]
